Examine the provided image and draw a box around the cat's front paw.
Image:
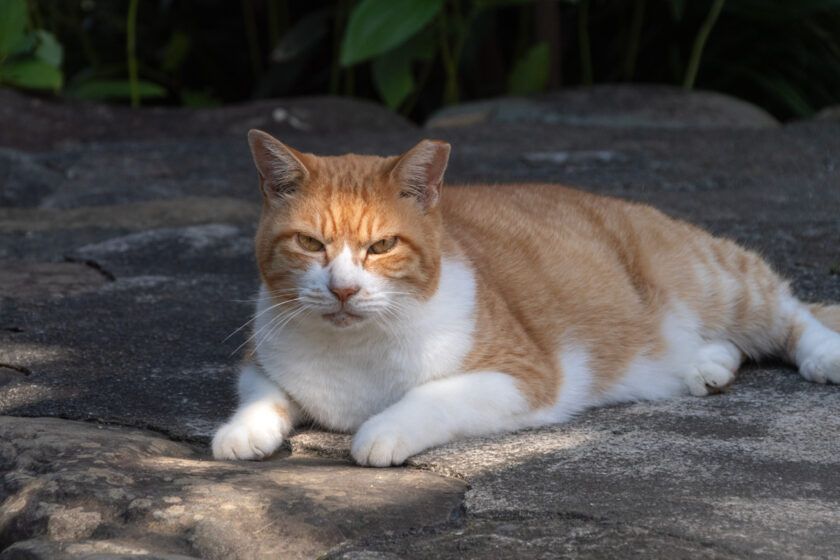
[211,401,289,461]
[351,416,420,467]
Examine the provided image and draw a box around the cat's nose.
[329,284,360,303]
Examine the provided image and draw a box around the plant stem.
[438,1,478,106]
[329,0,349,95]
[577,0,592,85]
[267,0,279,49]
[437,7,459,105]
[534,0,562,88]
[683,0,725,90]
[623,0,645,81]
[241,0,262,80]
[126,0,139,107]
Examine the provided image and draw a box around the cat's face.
[249,131,450,329]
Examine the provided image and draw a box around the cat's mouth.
[322,310,364,327]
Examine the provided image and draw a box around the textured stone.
[0,89,413,153]
[0,149,64,208]
[0,89,838,558]
[0,417,465,560]
[0,262,110,299]
[426,85,779,129]
[296,366,840,558]
[0,198,260,233]
[325,515,742,560]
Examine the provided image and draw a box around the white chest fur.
[254,257,477,431]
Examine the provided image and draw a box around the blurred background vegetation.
[1,0,839,122]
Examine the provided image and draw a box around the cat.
[211,129,840,467]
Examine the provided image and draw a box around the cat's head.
[248,129,450,329]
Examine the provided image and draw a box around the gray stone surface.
[426,85,779,129]
[0,88,839,558]
[0,417,464,559]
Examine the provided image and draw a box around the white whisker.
[222,297,305,342]
[253,304,311,353]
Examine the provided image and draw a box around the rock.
[0,417,465,560]
[0,261,110,299]
[814,105,840,120]
[0,90,414,153]
[426,85,779,129]
[0,90,839,558]
[325,516,742,560]
[1,538,201,560]
[0,198,260,234]
[309,365,840,558]
[0,149,64,208]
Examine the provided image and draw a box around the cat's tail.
[809,304,840,333]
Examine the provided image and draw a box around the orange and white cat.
[212,130,840,467]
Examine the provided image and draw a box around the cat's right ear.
[391,139,451,211]
[247,129,309,203]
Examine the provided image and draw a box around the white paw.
[211,401,288,460]
[351,416,418,467]
[685,341,742,396]
[799,338,840,384]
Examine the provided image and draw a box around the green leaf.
[9,31,35,56]
[371,29,436,109]
[0,0,27,57]
[70,79,167,100]
[33,30,63,67]
[161,31,191,73]
[0,59,62,90]
[507,42,550,95]
[272,9,331,63]
[372,49,414,109]
[340,0,443,66]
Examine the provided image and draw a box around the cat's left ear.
[391,139,451,211]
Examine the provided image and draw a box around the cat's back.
[440,183,688,259]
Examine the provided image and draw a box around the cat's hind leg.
[789,303,840,384]
[684,340,744,396]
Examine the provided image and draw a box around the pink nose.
[329,285,360,303]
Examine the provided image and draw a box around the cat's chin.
[322,310,365,328]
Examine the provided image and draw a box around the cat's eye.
[368,236,398,255]
[297,233,325,252]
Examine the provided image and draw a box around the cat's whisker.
[253,304,311,353]
[234,311,290,357]
[234,292,299,304]
[384,300,413,320]
[223,297,306,342]
[229,300,308,356]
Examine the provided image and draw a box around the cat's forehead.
[309,153,394,182]
[293,188,400,236]
[294,153,401,205]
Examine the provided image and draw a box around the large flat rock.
[425,85,779,129]
[297,365,840,559]
[1,89,838,558]
[0,417,464,559]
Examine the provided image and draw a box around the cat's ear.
[247,129,309,202]
[391,139,451,210]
